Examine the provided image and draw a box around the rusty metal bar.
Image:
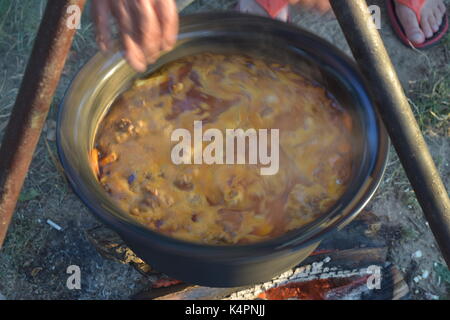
[330,0,450,265]
[0,0,86,247]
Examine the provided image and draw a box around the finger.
[111,0,148,71]
[92,0,112,52]
[131,0,162,63]
[122,32,148,72]
[152,0,179,51]
[110,0,135,36]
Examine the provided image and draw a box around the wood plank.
[155,286,249,300]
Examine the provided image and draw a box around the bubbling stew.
[91,53,354,245]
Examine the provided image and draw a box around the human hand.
[288,0,331,12]
[92,0,179,72]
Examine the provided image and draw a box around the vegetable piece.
[90,148,100,178]
[100,152,118,166]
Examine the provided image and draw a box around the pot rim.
[57,12,389,258]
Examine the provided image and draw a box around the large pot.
[57,13,389,287]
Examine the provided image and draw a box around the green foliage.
[18,188,40,202]
[434,262,450,284]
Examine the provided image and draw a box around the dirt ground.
[0,0,449,300]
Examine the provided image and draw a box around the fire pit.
[57,13,389,287]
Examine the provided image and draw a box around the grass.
[0,0,45,136]
[376,30,450,201]
[407,32,450,136]
[409,72,450,136]
[183,0,236,12]
[0,0,98,299]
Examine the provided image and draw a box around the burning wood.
[227,256,408,300]
[86,210,409,300]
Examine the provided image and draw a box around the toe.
[434,8,443,27]
[438,1,446,14]
[315,1,331,12]
[408,28,426,43]
[420,16,434,38]
[429,14,439,32]
[300,0,316,9]
[396,4,426,44]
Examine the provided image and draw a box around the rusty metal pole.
[0,0,86,247]
[330,0,450,265]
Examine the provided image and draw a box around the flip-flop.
[236,0,291,22]
[387,0,449,49]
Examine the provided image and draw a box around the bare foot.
[237,0,290,21]
[395,0,447,44]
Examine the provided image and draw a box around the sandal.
[387,0,449,49]
[237,0,291,22]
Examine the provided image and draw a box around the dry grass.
[0,0,44,137]
[408,68,450,136]
[0,0,114,300]
[377,31,450,200]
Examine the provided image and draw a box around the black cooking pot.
[57,13,389,287]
